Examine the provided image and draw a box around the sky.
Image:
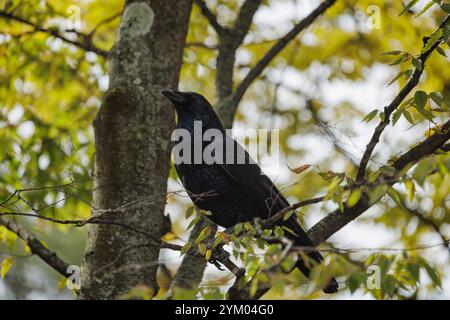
[1,0,448,299]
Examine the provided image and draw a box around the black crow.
[161,89,338,294]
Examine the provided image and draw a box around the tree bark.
[79,0,192,299]
[169,217,216,297]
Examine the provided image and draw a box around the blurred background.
[0,0,449,299]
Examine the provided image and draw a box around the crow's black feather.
[162,89,338,294]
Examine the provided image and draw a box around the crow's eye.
[191,95,197,101]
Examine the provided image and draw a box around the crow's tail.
[285,217,338,294]
[295,250,339,294]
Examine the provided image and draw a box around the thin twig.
[356,15,450,181]
[0,217,70,277]
[0,10,109,57]
[224,0,337,116]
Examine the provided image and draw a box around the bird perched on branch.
[161,89,338,294]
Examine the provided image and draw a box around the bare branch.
[215,0,262,107]
[0,217,70,277]
[219,0,337,123]
[308,119,450,245]
[231,0,262,43]
[306,101,359,166]
[401,200,450,255]
[356,14,450,181]
[0,10,109,57]
[0,211,182,251]
[185,42,218,50]
[88,11,121,38]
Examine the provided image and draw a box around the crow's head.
[161,89,223,130]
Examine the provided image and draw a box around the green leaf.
[363,109,379,122]
[402,110,415,124]
[413,103,435,121]
[444,24,450,42]
[436,46,447,57]
[388,54,409,66]
[429,92,443,107]
[347,272,366,293]
[414,91,428,109]
[400,0,420,16]
[406,263,420,283]
[280,255,296,273]
[186,215,201,230]
[197,243,207,255]
[212,234,223,248]
[234,223,243,235]
[387,187,402,207]
[347,188,362,207]
[416,1,436,17]
[422,29,443,53]
[250,278,259,298]
[423,262,442,288]
[411,58,422,71]
[413,160,432,186]
[392,109,403,125]
[274,226,284,238]
[283,210,294,221]
[441,2,450,13]
[180,243,191,255]
[194,227,212,245]
[185,206,195,219]
[381,50,403,56]
[369,184,388,204]
[271,276,285,294]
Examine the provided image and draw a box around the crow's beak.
[161,89,188,104]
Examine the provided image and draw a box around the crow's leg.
[206,225,238,270]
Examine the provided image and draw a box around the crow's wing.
[218,136,338,293]
[218,136,290,219]
[218,136,318,240]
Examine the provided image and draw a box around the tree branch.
[308,119,450,245]
[218,0,337,125]
[0,217,70,277]
[306,100,359,166]
[231,0,262,43]
[0,10,109,57]
[215,0,262,110]
[169,216,216,296]
[0,211,182,252]
[230,119,449,299]
[401,199,450,255]
[355,14,450,181]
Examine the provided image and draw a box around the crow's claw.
[208,245,230,271]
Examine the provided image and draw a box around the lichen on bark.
[79,0,193,300]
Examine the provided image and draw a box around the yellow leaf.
[405,180,416,202]
[22,240,31,254]
[161,232,177,241]
[1,257,13,279]
[205,249,212,261]
[57,277,67,290]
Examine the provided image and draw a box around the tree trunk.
[79,0,193,299]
